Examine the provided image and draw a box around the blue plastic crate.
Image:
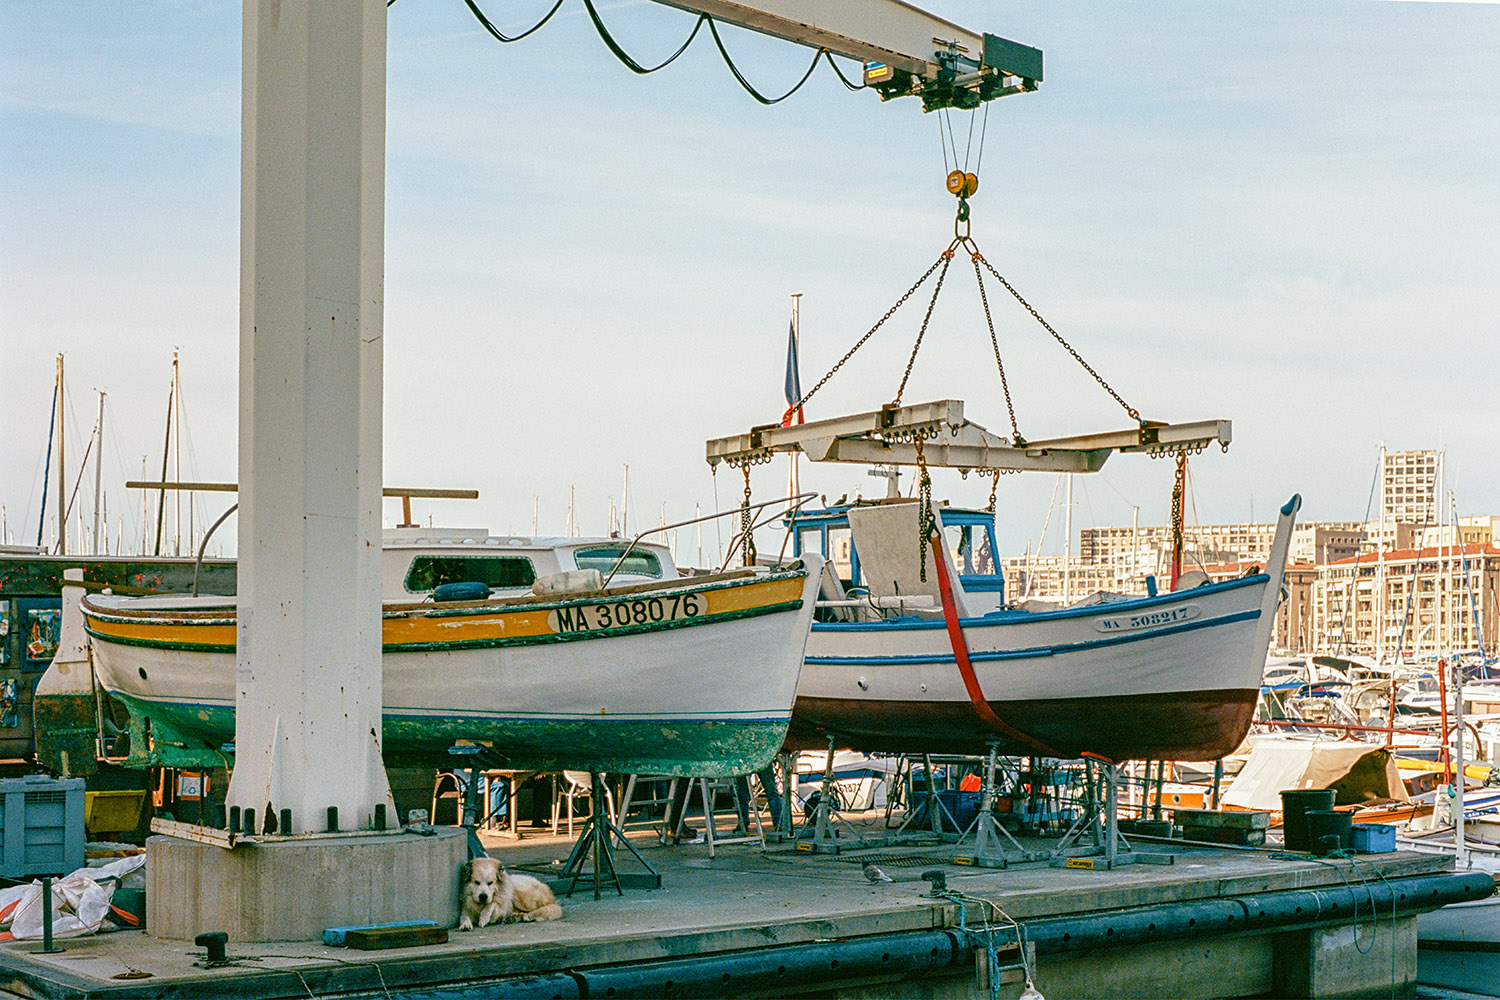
[0,774,85,878]
[1351,823,1395,854]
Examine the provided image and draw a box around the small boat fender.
[431,581,491,602]
[533,569,605,597]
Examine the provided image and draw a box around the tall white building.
[1382,449,1439,526]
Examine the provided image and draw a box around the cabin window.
[403,555,536,593]
[572,545,664,579]
[943,524,996,576]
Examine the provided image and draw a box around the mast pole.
[92,391,105,554]
[56,355,66,555]
[788,292,802,501]
[1063,473,1073,604]
[1377,444,1385,661]
[173,352,182,555]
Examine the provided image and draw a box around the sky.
[2,0,1498,563]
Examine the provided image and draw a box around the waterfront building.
[1382,448,1440,526]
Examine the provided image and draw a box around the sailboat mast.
[56,354,67,555]
[1063,473,1073,604]
[1375,444,1385,660]
[92,391,106,553]
[173,352,182,556]
[153,367,173,555]
[36,372,58,548]
[788,292,802,501]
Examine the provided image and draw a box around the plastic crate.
[1351,823,1396,854]
[0,774,85,878]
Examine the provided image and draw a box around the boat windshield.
[403,555,537,593]
[571,545,664,579]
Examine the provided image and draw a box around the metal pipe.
[370,871,1495,999]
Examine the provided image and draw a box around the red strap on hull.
[928,534,1063,758]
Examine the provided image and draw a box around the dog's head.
[461,857,504,906]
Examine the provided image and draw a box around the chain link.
[893,248,957,405]
[975,254,1141,424]
[1170,451,1186,582]
[987,469,1000,513]
[969,250,1023,444]
[915,436,935,583]
[740,465,757,567]
[790,243,957,417]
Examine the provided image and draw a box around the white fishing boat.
[776,495,1297,760]
[77,527,823,776]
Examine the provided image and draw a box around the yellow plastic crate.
[84,790,145,836]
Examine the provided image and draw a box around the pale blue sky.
[2,1,1498,559]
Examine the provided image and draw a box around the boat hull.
[788,575,1272,760]
[84,566,819,776]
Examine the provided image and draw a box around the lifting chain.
[787,247,954,419]
[969,250,1023,445]
[973,253,1142,425]
[915,435,936,583]
[894,245,958,405]
[1170,451,1187,586]
[987,469,1001,513]
[740,465,757,567]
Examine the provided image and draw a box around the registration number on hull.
[1093,604,1200,633]
[548,593,704,634]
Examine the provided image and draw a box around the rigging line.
[938,112,951,175]
[461,0,566,44]
[943,109,960,175]
[970,252,1021,441]
[583,0,707,75]
[974,102,990,178]
[707,19,822,105]
[961,107,977,173]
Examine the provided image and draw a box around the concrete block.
[146,828,466,942]
[1274,915,1417,998]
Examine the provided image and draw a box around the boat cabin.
[380,527,679,602]
[785,501,1004,619]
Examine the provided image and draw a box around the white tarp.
[0,853,145,940]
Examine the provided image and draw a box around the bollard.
[229,805,240,832]
[33,876,63,954]
[280,809,292,836]
[374,803,386,830]
[194,931,229,966]
[327,806,339,833]
[243,808,256,836]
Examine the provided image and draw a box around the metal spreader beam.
[705,400,1231,475]
[652,0,1041,109]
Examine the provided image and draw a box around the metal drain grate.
[832,853,952,868]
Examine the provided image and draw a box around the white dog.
[458,857,562,930]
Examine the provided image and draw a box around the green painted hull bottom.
[111,695,790,777]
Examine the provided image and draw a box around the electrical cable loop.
[461,0,565,43]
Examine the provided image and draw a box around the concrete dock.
[0,812,1491,1000]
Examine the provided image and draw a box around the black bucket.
[1304,809,1353,857]
[1280,789,1336,851]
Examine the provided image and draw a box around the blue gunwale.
[811,573,1269,633]
[805,607,1261,667]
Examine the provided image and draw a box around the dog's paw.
[458,918,474,931]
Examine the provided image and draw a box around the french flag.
[781,316,804,427]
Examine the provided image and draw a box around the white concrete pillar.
[228,0,393,834]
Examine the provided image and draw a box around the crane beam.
[705,400,1230,475]
[652,0,1041,109]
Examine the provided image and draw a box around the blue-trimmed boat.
[783,495,1300,761]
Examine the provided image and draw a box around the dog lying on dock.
[458,857,562,929]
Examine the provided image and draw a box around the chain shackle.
[740,465,757,568]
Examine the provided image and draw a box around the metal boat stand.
[953,745,1045,868]
[1049,754,1174,871]
[880,753,960,847]
[560,773,661,898]
[795,737,881,854]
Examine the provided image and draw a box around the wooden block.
[1172,808,1270,830]
[1184,825,1266,847]
[344,925,450,950]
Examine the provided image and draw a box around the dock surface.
[0,816,1486,999]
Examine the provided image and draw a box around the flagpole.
[787,293,802,503]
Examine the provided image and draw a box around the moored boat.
[78,527,822,776]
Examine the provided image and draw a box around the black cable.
[462,0,565,43]
[583,0,707,75]
[821,50,866,92]
[708,19,821,105]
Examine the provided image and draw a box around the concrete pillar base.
[146,828,466,942]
